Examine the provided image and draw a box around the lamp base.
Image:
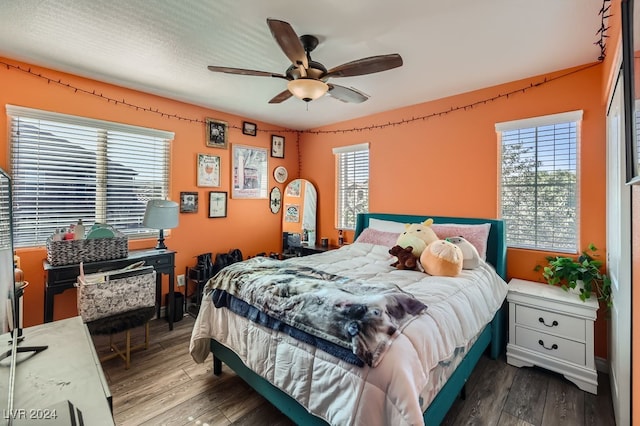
[155,229,167,250]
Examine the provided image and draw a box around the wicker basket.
[46,230,129,266]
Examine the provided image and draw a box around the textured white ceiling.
[0,0,605,130]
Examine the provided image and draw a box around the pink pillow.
[355,228,400,247]
[431,223,491,260]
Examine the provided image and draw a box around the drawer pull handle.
[538,317,558,327]
[538,339,558,351]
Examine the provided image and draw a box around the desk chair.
[77,265,156,369]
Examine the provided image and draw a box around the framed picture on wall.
[243,121,257,136]
[205,118,228,149]
[209,191,227,218]
[232,144,268,199]
[179,192,198,213]
[271,135,285,158]
[197,153,221,187]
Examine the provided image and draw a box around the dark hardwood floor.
[93,315,616,426]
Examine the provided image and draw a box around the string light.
[0,4,609,135]
[595,0,612,62]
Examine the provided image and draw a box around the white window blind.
[497,110,582,253]
[333,143,369,230]
[7,105,174,248]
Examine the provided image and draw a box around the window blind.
[333,143,369,230]
[497,111,581,253]
[7,105,174,248]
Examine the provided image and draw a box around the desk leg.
[44,287,54,323]
[168,271,174,331]
[155,273,162,321]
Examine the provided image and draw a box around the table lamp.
[143,199,179,250]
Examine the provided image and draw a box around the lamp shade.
[287,78,328,102]
[143,199,179,230]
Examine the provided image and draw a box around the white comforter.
[190,242,508,426]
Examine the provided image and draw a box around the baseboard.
[596,356,609,374]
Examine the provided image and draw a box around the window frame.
[7,105,174,248]
[333,143,370,231]
[496,110,582,253]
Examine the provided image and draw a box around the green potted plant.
[535,243,612,308]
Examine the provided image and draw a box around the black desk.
[43,249,177,330]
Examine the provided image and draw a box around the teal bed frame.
[209,213,507,425]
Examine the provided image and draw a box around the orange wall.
[0,58,299,326]
[300,64,608,357]
[0,57,610,358]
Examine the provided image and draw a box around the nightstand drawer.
[515,326,585,365]
[515,304,585,341]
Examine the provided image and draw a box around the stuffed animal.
[446,236,481,269]
[420,239,464,277]
[389,245,419,270]
[396,219,439,257]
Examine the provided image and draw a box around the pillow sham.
[355,228,400,247]
[367,218,406,233]
[431,223,491,260]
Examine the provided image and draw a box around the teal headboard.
[354,213,507,279]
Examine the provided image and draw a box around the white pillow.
[368,218,406,233]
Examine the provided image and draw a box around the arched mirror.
[282,179,317,246]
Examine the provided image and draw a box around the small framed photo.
[243,121,257,136]
[206,118,228,149]
[197,153,221,187]
[208,191,227,218]
[180,192,198,213]
[271,135,285,158]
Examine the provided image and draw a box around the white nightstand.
[506,278,598,394]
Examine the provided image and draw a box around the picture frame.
[232,144,268,199]
[270,187,282,214]
[208,191,227,218]
[273,165,288,184]
[271,135,285,158]
[179,191,198,213]
[197,153,221,187]
[242,121,257,136]
[205,118,228,149]
[284,204,300,223]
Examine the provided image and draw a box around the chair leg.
[144,322,150,350]
[125,330,131,370]
[98,322,151,369]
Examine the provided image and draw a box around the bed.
[190,213,508,425]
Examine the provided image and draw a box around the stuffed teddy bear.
[446,236,481,269]
[420,239,464,277]
[396,219,439,257]
[389,245,419,270]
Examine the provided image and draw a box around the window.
[7,105,174,248]
[496,110,582,253]
[333,143,369,230]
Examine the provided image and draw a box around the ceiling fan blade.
[207,66,288,80]
[324,54,403,78]
[268,89,293,104]
[327,84,369,103]
[266,18,308,69]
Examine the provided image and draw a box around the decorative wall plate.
[270,187,282,214]
[274,166,288,183]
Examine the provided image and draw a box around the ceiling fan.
[207,18,403,104]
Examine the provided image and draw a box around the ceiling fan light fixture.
[287,78,328,102]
